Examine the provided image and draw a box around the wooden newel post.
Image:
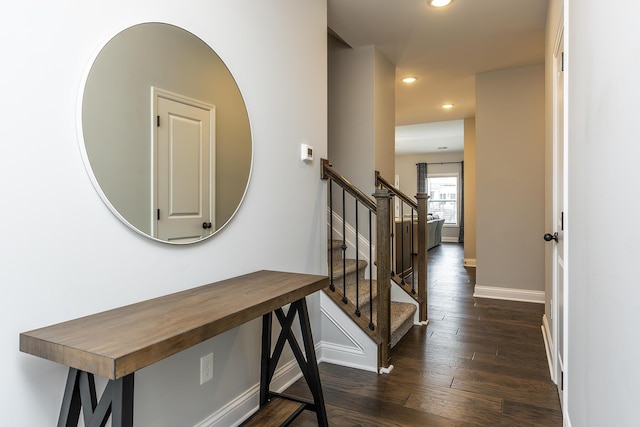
[374,188,392,369]
[416,192,429,323]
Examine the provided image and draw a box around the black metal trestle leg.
[260,298,328,427]
[58,368,134,427]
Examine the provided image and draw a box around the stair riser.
[390,311,415,348]
[331,259,377,314]
[328,241,344,263]
[328,247,343,263]
[330,262,366,288]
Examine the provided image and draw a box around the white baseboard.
[193,358,303,427]
[463,258,476,267]
[473,285,545,304]
[441,237,460,243]
[318,342,377,373]
[379,365,394,374]
[541,314,555,381]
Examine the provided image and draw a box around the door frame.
[550,15,568,410]
[151,87,216,239]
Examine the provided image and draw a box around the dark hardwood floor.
[286,243,562,426]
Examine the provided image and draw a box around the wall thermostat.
[301,144,313,162]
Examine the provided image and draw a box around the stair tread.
[327,248,418,349]
[390,302,417,348]
[368,301,416,324]
[349,297,416,338]
[328,239,343,250]
[390,301,416,327]
[330,258,369,292]
[330,258,368,273]
[332,279,376,309]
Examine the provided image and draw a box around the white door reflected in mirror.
[154,89,215,243]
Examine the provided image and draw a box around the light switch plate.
[301,144,313,162]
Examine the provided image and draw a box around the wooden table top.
[20,270,329,380]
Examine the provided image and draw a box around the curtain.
[417,162,428,194]
[458,161,464,243]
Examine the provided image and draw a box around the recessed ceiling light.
[402,77,417,84]
[429,0,453,7]
[441,103,455,109]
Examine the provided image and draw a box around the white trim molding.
[473,285,545,304]
[463,258,477,267]
[317,293,378,372]
[541,314,555,381]
[193,358,303,427]
[441,237,459,243]
[379,365,394,374]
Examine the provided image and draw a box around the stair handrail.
[375,171,418,211]
[321,158,392,369]
[321,159,377,213]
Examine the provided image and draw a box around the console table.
[19,270,329,427]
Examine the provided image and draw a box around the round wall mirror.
[79,22,252,244]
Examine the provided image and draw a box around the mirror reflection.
[80,23,252,243]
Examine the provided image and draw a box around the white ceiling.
[328,0,549,153]
[395,120,464,155]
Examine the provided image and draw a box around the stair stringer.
[317,292,379,373]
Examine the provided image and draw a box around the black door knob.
[544,232,558,242]
[202,222,212,229]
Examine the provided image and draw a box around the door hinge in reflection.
[561,371,564,390]
[157,209,160,220]
[157,115,160,127]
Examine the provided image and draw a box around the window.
[428,174,458,225]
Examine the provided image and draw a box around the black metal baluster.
[329,180,335,291]
[400,201,405,285]
[342,188,348,304]
[355,200,361,317]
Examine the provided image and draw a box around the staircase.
[321,159,429,371]
[327,240,416,348]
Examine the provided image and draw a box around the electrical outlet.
[200,353,213,385]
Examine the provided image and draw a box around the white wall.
[328,41,395,194]
[328,41,376,193]
[476,64,545,295]
[567,0,640,424]
[0,1,327,426]
[374,50,396,181]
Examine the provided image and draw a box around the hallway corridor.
[288,243,562,426]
